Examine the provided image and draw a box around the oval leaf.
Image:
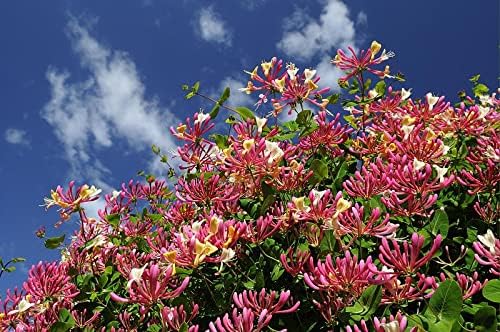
[45,234,66,249]
[427,280,463,323]
[482,279,500,303]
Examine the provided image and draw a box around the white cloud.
[356,11,368,26]
[197,6,232,46]
[277,0,356,61]
[276,0,362,91]
[4,128,30,146]
[42,18,179,194]
[315,56,344,92]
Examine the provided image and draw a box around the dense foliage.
[1,41,499,331]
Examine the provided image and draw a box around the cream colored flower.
[478,229,497,254]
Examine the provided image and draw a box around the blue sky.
[0,0,497,291]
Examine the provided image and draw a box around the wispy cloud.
[42,18,179,194]
[4,128,30,146]
[196,6,232,46]
[276,0,362,91]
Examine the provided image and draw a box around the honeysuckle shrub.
[1,41,499,332]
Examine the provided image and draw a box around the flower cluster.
[1,41,498,331]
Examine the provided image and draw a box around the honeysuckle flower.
[7,296,35,316]
[261,59,274,76]
[232,289,300,316]
[242,138,255,154]
[127,264,148,290]
[432,164,448,183]
[286,62,299,80]
[160,304,199,332]
[478,229,497,254]
[473,233,500,276]
[401,88,412,100]
[426,93,439,110]
[239,81,255,94]
[412,158,426,171]
[194,239,218,266]
[255,116,267,134]
[273,76,286,92]
[303,68,316,82]
[264,140,284,164]
[370,40,382,58]
[379,233,442,274]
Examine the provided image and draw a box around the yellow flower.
[292,196,307,211]
[261,60,273,76]
[79,185,102,201]
[194,240,218,267]
[177,124,187,134]
[242,139,255,154]
[244,66,258,80]
[163,250,177,264]
[336,197,351,214]
[370,40,382,59]
[274,76,286,93]
[209,216,221,235]
[43,190,70,209]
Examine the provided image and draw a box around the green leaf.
[209,103,221,119]
[185,91,195,99]
[374,80,386,95]
[271,264,284,281]
[45,234,66,249]
[474,306,497,332]
[192,81,200,93]
[407,314,429,331]
[220,87,230,103]
[11,257,25,263]
[151,144,161,155]
[346,285,382,319]
[243,279,256,289]
[426,280,463,323]
[429,210,449,238]
[211,134,229,149]
[296,109,313,126]
[235,107,255,121]
[4,266,15,272]
[473,83,489,97]
[273,132,296,141]
[50,322,74,332]
[469,74,481,83]
[309,159,328,184]
[255,270,265,289]
[327,93,340,105]
[179,323,189,332]
[482,279,500,303]
[181,84,189,91]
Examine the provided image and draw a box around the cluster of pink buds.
[378,233,442,275]
[240,57,331,115]
[110,264,190,306]
[332,41,394,82]
[42,181,101,224]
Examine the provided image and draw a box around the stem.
[195,92,238,115]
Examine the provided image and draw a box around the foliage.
[1,41,499,331]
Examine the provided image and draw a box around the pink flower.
[160,304,199,332]
[207,307,272,332]
[110,264,190,306]
[332,41,394,82]
[232,289,300,316]
[378,233,442,274]
[337,204,398,239]
[280,248,310,277]
[473,229,500,276]
[304,251,378,297]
